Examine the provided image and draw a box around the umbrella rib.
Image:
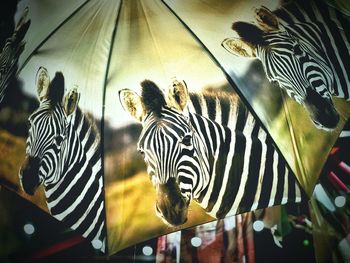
[18,0,91,74]
[160,0,294,175]
[99,5,123,253]
[101,0,122,122]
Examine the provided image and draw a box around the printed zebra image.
[119,79,305,226]
[221,0,350,131]
[19,67,106,252]
[0,6,30,104]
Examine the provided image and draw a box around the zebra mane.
[141,79,166,116]
[73,106,101,149]
[188,89,244,127]
[189,89,240,108]
[232,21,266,46]
[201,89,239,100]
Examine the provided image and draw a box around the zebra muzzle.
[156,178,189,226]
[19,156,41,195]
[304,89,339,130]
[156,199,188,226]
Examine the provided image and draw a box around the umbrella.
[0,0,348,256]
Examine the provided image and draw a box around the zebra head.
[19,67,80,195]
[221,6,339,130]
[119,80,208,226]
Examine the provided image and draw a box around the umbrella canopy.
[0,0,349,256]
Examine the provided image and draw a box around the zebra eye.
[293,44,304,57]
[181,135,192,147]
[54,135,64,145]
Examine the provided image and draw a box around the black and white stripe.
[0,7,30,103]
[225,0,349,130]
[23,98,106,251]
[185,91,302,217]
[256,24,334,104]
[263,0,350,100]
[134,81,304,223]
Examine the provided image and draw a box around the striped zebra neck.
[44,106,101,198]
[43,106,105,246]
[187,92,264,135]
[188,111,241,202]
[188,111,299,219]
[43,106,100,190]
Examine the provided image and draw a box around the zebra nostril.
[21,156,40,173]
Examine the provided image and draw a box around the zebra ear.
[167,79,189,111]
[35,67,50,102]
[63,86,80,116]
[221,37,256,57]
[254,6,279,32]
[119,89,146,122]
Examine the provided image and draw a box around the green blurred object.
[303,239,310,246]
[278,206,293,238]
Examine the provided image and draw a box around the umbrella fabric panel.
[163,0,350,195]
[0,0,122,253]
[15,0,88,69]
[18,0,121,117]
[104,0,219,254]
[104,0,304,254]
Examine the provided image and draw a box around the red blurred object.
[327,171,350,194]
[29,235,86,262]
